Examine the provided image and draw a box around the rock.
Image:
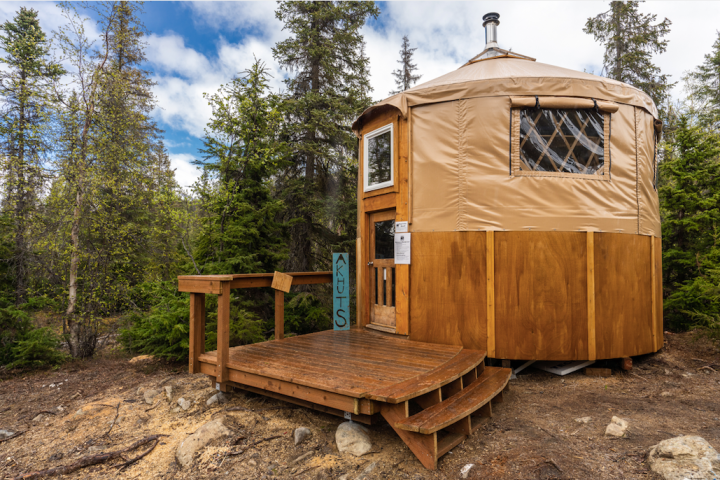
[338,475,351,480]
[605,416,629,437]
[206,394,218,406]
[664,368,672,376]
[217,392,231,404]
[164,386,173,401]
[136,386,144,396]
[460,464,475,478]
[176,417,232,468]
[355,461,377,480]
[294,427,312,446]
[661,391,673,397]
[178,398,191,411]
[129,354,154,364]
[336,421,372,457]
[32,414,44,422]
[247,459,257,467]
[0,429,15,439]
[575,416,592,424]
[648,435,720,480]
[144,389,161,405]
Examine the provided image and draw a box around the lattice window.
[512,108,609,179]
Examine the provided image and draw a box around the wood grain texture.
[494,232,588,361]
[189,293,206,374]
[381,402,438,470]
[363,193,397,213]
[651,237,657,351]
[594,233,654,358]
[396,116,410,334]
[486,231,496,357]
[271,271,293,293]
[409,232,487,351]
[587,232,597,361]
[275,290,284,340]
[216,281,231,383]
[654,236,664,350]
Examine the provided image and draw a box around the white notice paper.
[394,233,411,265]
[395,221,408,233]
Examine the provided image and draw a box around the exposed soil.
[1,332,718,480]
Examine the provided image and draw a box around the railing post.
[216,281,231,384]
[275,290,284,340]
[189,292,206,374]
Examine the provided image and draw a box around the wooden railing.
[178,272,332,385]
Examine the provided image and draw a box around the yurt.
[352,13,663,362]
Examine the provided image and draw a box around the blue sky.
[2,1,719,188]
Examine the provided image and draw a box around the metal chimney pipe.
[482,12,500,49]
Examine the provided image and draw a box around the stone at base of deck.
[194,329,511,469]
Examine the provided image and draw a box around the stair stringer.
[381,402,438,469]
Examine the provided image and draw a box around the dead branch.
[144,400,161,412]
[293,466,319,477]
[115,437,161,471]
[0,431,25,444]
[101,403,121,437]
[629,372,647,381]
[226,435,282,456]
[698,365,717,373]
[12,434,164,480]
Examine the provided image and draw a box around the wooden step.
[368,349,486,403]
[395,366,511,435]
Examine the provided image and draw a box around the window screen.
[513,108,608,179]
[364,124,393,191]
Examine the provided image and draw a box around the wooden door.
[369,210,396,327]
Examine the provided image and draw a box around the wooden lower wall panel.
[409,232,487,351]
[654,236,664,350]
[494,232,589,361]
[594,233,654,359]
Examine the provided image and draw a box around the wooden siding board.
[594,233,654,358]
[409,232,487,351]
[494,232,589,361]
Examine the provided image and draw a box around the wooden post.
[395,116,410,335]
[651,236,658,351]
[189,293,206,374]
[216,281,231,384]
[587,232,596,361]
[275,289,284,340]
[486,230,495,358]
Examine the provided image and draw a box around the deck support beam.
[216,281,231,384]
[189,293,206,374]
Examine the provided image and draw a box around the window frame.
[510,107,611,181]
[363,123,394,192]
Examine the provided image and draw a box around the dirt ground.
[1,331,719,480]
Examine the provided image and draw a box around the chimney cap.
[482,12,500,26]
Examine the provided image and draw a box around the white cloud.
[170,153,202,188]
[147,32,287,138]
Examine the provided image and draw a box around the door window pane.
[375,220,394,259]
[368,131,392,186]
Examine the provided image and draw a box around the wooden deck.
[195,328,510,469]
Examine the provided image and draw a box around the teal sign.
[333,253,349,330]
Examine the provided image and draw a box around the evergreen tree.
[660,115,720,328]
[584,1,673,108]
[685,31,720,125]
[390,35,421,95]
[194,59,288,276]
[272,1,379,273]
[0,7,64,305]
[50,1,178,357]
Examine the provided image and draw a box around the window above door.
[364,123,394,192]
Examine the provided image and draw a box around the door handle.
[367,261,374,266]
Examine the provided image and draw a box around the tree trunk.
[66,188,82,316]
[14,72,28,305]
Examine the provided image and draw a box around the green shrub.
[120,281,265,361]
[283,292,332,336]
[7,327,68,369]
[0,304,32,365]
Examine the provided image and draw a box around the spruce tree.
[272,1,378,273]
[390,35,421,95]
[659,115,720,328]
[194,59,288,276]
[584,1,673,108]
[685,31,720,124]
[0,8,64,305]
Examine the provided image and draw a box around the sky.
[1,1,719,188]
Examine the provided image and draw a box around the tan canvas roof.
[353,56,658,132]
